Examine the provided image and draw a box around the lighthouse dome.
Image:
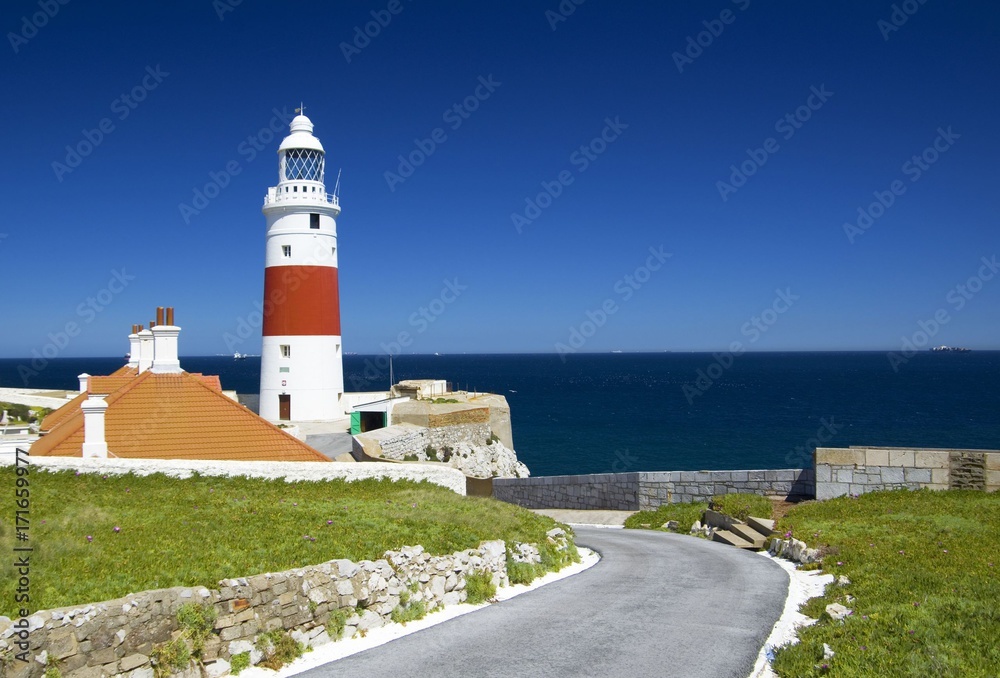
[278,114,324,153]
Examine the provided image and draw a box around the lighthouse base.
[260,335,344,422]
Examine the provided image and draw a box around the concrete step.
[727,523,766,549]
[747,516,776,538]
[703,509,745,531]
[711,529,755,549]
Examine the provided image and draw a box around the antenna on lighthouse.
[333,168,342,200]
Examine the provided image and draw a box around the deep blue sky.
[2,0,998,358]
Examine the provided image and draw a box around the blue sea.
[3,352,998,477]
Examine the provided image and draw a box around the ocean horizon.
[3,351,998,477]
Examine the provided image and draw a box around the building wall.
[493,468,814,511]
[815,446,1000,499]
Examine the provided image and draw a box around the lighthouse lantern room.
[259,109,344,422]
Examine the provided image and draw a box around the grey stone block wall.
[493,473,641,510]
[814,447,1000,499]
[494,468,814,511]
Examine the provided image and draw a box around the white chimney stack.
[81,395,109,458]
[151,306,182,374]
[78,373,91,393]
[127,325,140,368]
[137,325,154,373]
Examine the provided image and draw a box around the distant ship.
[931,345,971,352]
[233,352,248,360]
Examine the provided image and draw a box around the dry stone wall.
[0,538,540,678]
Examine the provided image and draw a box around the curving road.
[300,528,788,678]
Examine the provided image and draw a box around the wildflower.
[303,535,310,540]
[942,549,948,553]
[836,561,843,566]
[293,502,298,506]
[326,520,333,525]
[411,503,417,508]
[113,526,121,533]
[86,535,93,542]
[899,550,905,555]
[908,630,915,635]
[860,645,867,651]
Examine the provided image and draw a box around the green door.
[350,411,361,435]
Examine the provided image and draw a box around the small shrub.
[230,651,250,675]
[507,560,544,585]
[390,599,427,625]
[625,501,708,532]
[176,602,217,656]
[425,446,438,461]
[403,454,418,461]
[151,638,191,678]
[256,629,303,670]
[464,570,496,604]
[43,655,62,678]
[711,493,772,522]
[326,607,350,641]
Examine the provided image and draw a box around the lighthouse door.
[278,394,291,421]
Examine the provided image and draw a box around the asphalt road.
[299,527,789,678]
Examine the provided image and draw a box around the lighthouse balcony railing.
[263,190,339,208]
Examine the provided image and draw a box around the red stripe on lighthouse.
[262,266,341,336]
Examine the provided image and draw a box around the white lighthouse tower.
[259,109,344,422]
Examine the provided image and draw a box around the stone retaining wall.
[493,468,814,510]
[815,446,1000,499]
[0,532,571,678]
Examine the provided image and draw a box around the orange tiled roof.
[39,391,88,433]
[31,369,328,462]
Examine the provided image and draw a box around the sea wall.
[815,446,1000,499]
[0,456,467,495]
[0,538,530,678]
[493,468,814,510]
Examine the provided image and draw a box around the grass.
[710,492,773,522]
[772,489,1000,677]
[464,570,496,604]
[624,501,708,532]
[0,468,572,616]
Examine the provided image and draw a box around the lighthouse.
[259,109,344,422]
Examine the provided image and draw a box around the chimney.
[151,306,182,374]
[81,395,109,458]
[127,324,140,368]
[137,324,154,373]
[78,373,91,393]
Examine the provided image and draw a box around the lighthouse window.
[280,345,291,358]
[310,214,320,229]
[282,245,291,257]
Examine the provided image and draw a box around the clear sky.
[2,0,998,357]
